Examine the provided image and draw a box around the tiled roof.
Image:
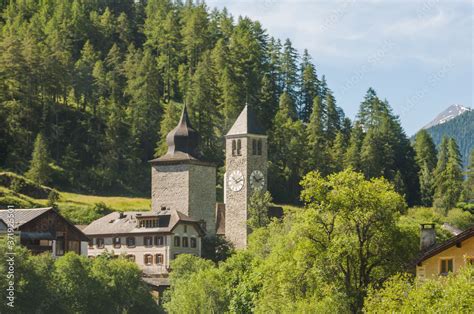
[0,207,52,228]
[83,208,204,236]
[415,226,474,265]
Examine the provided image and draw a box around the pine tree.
[74,40,99,111]
[434,137,463,211]
[413,130,438,206]
[344,124,364,170]
[329,131,346,173]
[298,49,319,122]
[186,52,219,160]
[269,92,306,203]
[306,96,329,175]
[211,39,241,131]
[325,92,340,144]
[280,38,299,103]
[124,48,162,161]
[26,133,51,185]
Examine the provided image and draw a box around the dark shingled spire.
[150,105,201,163]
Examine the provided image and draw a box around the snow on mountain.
[423,104,472,129]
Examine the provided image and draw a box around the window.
[126,237,135,247]
[155,236,164,246]
[174,236,180,247]
[182,237,189,247]
[190,238,197,248]
[88,239,94,248]
[139,218,159,228]
[56,235,65,256]
[126,254,135,262]
[184,225,187,233]
[96,238,104,249]
[237,139,242,155]
[257,139,262,155]
[252,139,257,155]
[144,236,153,247]
[113,237,121,248]
[155,254,163,265]
[440,258,453,275]
[144,254,153,266]
[232,140,237,156]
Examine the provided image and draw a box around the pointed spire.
[226,105,266,137]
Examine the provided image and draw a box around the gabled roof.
[416,226,474,265]
[0,207,51,228]
[83,208,205,236]
[0,207,89,241]
[226,105,266,137]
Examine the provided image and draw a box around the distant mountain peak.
[423,104,471,129]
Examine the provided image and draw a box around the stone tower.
[149,105,216,235]
[224,105,267,249]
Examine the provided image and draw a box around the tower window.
[252,139,257,155]
[257,139,262,155]
[232,140,237,156]
[237,139,242,156]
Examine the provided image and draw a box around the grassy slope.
[53,192,151,211]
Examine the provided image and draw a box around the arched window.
[232,140,236,156]
[237,139,242,156]
[257,139,262,155]
[252,139,257,155]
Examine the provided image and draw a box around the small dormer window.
[139,218,159,228]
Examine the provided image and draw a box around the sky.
[207,0,473,135]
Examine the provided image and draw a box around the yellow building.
[415,225,474,279]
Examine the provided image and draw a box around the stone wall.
[151,163,216,235]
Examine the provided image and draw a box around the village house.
[0,207,89,256]
[83,208,204,275]
[415,223,474,279]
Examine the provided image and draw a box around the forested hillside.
[424,110,473,167]
[0,0,469,208]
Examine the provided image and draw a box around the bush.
[446,208,474,230]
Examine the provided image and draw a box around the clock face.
[228,170,244,192]
[250,170,265,190]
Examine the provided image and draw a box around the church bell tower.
[149,105,216,235]
[224,105,267,249]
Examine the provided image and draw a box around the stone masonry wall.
[151,163,216,236]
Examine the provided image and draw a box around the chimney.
[420,223,436,251]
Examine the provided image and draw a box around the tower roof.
[226,105,266,137]
[150,105,202,164]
